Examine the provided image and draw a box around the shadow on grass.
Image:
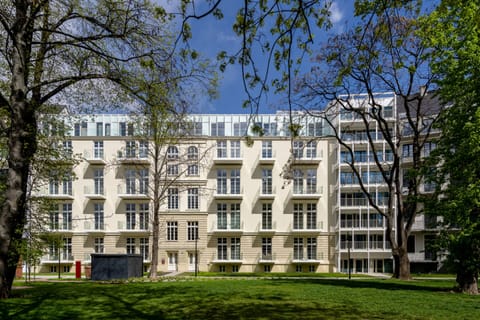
[264,277,456,293]
[1,278,460,320]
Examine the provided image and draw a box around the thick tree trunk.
[149,207,159,278]
[456,271,479,295]
[393,247,411,280]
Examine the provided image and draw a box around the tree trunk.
[456,271,479,294]
[149,208,159,278]
[393,248,411,280]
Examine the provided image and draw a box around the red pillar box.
[75,260,81,279]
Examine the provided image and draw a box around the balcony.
[340,240,391,251]
[258,253,276,264]
[289,222,323,234]
[213,153,243,165]
[256,221,277,234]
[36,187,75,200]
[211,253,243,264]
[209,222,244,235]
[255,186,276,201]
[291,186,323,199]
[41,254,75,263]
[83,221,106,234]
[117,221,150,234]
[291,152,323,165]
[46,226,74,235]
[84,186,106,200]
[117,185,150,200]
[408,252,437,262]
[254,151,276,167]
[213,187,243,200]
[117,151,150,165]
[291,253,322,264]
[83,150,107,165]
[339,219,385,230]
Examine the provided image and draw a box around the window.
[262,169,272,194]
[217,169,227,194]
[167,221,178,241]
[230,203,240,229]
[119,122,126,136]
[62,203,72,230]
[230,169,240,194]
[293,204,303,230]
[187,146,198,160]
[217,203,227,229]
[402,144,413,158]
[264,265,271,272]
[125,169,136,194]
[49,177,59,195]
[94,238,104,253]
[262,237,272,260]
[293,169,304,194]
[96,122,103,136]
[187,188,199,209]
[81,121,87,136]
[49,209,59,230]
[93,141,104,159]
[139,168,149,194]
[127,123,134,136]
[217,238,227,260]
[230,140,241,158]
[306,203,317,229]
[94,169,104,195]
[407,235,415,253]
[62,173,72,195]
[167,164,179,176]
[424,142,436,157]
[308,122,323,136]
[262,141,273,158]
[139,203,149,230]
[306,169,317,193]
[187,164,199,176]
[105,123,111,136]
[126,238,135,254]
[94,203,104,230]
[211,122,225,136]
[307,238,317,259]
[167,146,178,160]
[74,123,80,136]
[63,238,72,260]
[262,203,272,230]
[139,141,148,158]
[231,238,241,260]
[233,122,247,136]
[294,238,303,260]
[63,140,73,157]
[126,141,136,158]
[140,238,149,260]
[168,188,179,210]
[126,203,136,230]
[306,141,317,158]
[232,265,239,272]
[216,140,227,158]
[187,221,199,241]
[293,141,304,159]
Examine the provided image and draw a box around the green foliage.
[421,0,480,292]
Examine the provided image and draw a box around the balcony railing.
[210,222,244,233]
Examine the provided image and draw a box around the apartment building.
[33,92,441,274]
[35,113,337,274]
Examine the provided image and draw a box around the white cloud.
[330,2,344,24]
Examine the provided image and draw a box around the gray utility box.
[91,254,143,281]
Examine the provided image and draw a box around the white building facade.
[34,94,440,274]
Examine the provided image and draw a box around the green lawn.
[2,278,479,319]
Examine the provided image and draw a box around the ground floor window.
[218,265,226,272]
[295,264,303,272]
[264,265,271,272]
[50,266,57,273]
[308,265,316,272]
[232,265,239,273]
[63,265,71,273]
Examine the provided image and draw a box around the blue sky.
[160,1,355,114]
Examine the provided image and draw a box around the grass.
[2,278,479,319]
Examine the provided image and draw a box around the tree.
[0,0,179,298]
[297,1,441,279]
[421,0,480,294]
